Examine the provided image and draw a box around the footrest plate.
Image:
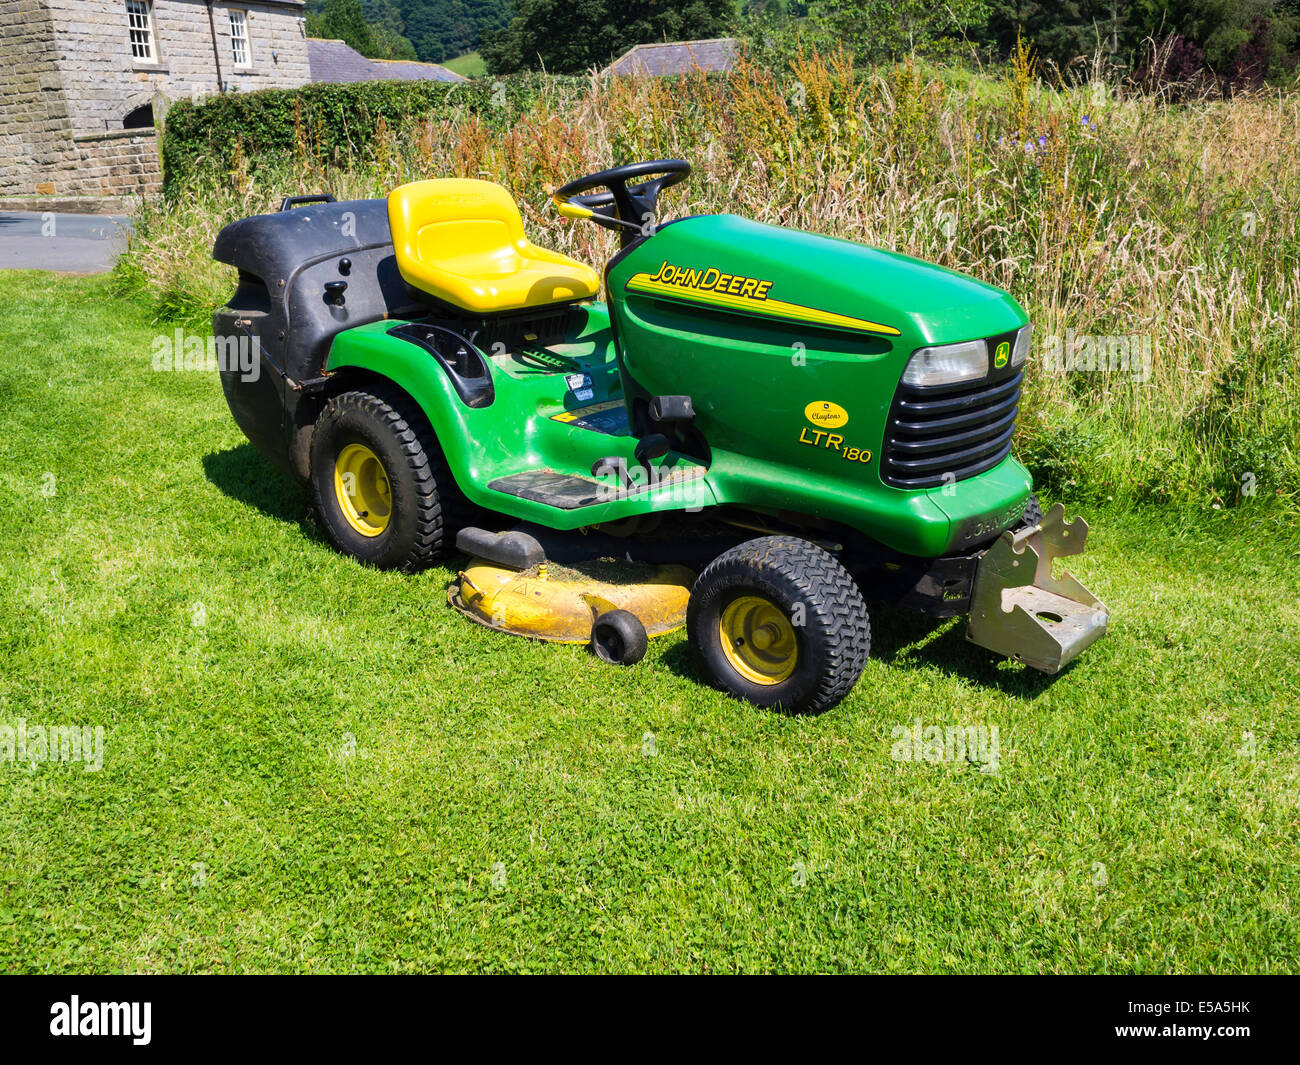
[488,464,707,511]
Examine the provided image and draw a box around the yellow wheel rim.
[333,442,392,537]
[719,595,798,685]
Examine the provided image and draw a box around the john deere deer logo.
[994,341,1010,369]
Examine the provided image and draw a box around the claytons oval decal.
[805,401,849,428]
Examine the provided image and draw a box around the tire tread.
[690,535,871,713]
[313,385,466,570]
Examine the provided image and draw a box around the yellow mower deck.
[449,558,694,643]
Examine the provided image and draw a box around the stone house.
[307,38,463,84]
[603,38,739,78]
[0,0,311,199]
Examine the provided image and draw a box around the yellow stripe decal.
[626,271,901,337]
[553,399,623,423]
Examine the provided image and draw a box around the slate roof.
[308,39,466,84]
[604,38,739,77]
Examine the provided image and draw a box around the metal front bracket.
[966,504,1110,673]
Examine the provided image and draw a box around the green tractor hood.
[603,213,1032,556]
[610,214,1025,345]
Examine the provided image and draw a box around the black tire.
[590,610,648,666]
[687,536,871,714]
[310,386,461,570]
[1020,494,1044,528]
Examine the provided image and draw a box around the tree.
[361,0,420,59]
[1130,0,1298,73]
[307,0,379,56]
[981,2,1134,69]
[808,0,992,62]
[482,0,736,74]
[980,1,1299,75]
[371,25,419,59]
[398,0,510,63]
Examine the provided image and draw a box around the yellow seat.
[388,179,601,315]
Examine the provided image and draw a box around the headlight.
[1011,323,1032,367]
[902,340,987,388]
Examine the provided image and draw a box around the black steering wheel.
[553,159,690,246]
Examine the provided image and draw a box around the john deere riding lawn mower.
[212,160,1108,713]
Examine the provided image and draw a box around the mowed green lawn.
[0,271,1296,973]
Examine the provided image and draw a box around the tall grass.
[115,51,1300,510]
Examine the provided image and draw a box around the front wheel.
[1019,493,1043,528]
[687,536,871,714]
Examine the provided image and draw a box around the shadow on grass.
[659,641,695,680]
[202,443,320,536]
[866,601,1063,698]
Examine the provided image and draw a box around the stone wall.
[0,0,309,198]
[0,0,74,196]
[72,129,162,196]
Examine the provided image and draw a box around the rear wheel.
[687,536,871,714]
[310,386,459,570]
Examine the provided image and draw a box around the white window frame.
[229,9,251,68]
[125,0,156,63]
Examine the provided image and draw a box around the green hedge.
[160,74,582,193]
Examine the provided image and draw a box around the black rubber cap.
[649,395,694,422]
[456,528,546,570]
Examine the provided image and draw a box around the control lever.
[591,434,671,492]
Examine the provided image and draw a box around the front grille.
[882,369,1022,489]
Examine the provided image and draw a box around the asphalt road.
[0,211,132,274]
